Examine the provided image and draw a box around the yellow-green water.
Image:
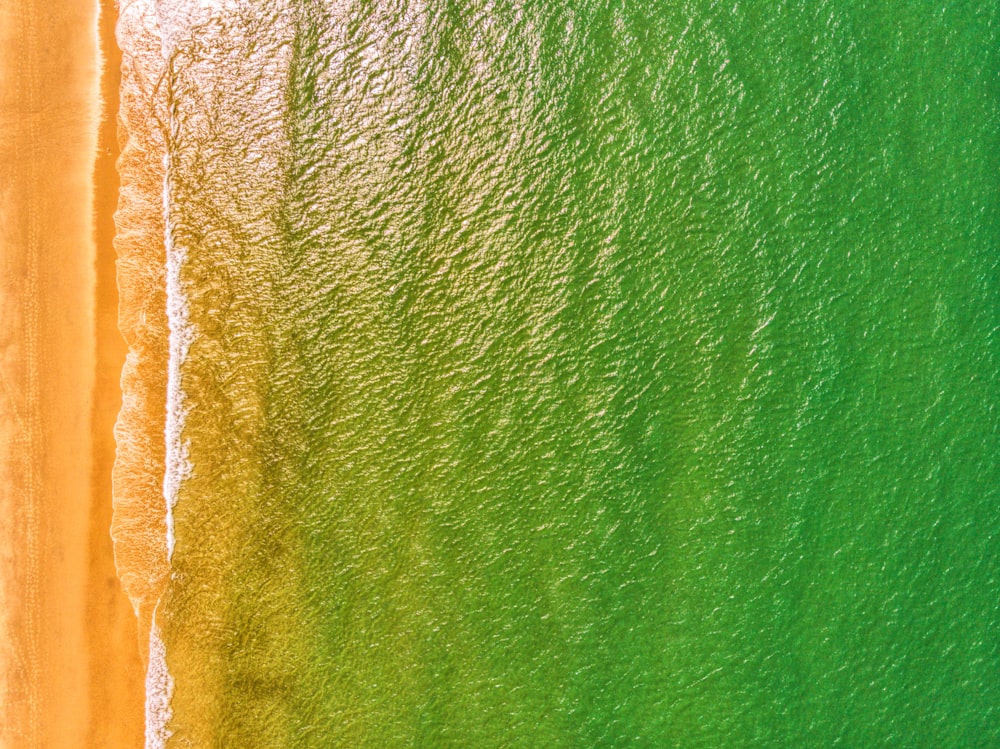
[122,1,999,745]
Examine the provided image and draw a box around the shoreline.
[0,0,145,744]
[89,0,147,743]
[112,0,175,742]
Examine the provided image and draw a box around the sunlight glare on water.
[113,1,1000,746]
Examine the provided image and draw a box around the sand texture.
[0,1,144,745]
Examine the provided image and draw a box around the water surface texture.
[120,1,999,746]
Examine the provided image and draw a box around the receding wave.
[110,1,171,741]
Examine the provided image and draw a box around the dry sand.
[0,0,144,745]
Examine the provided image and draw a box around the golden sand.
[0,1,144,745]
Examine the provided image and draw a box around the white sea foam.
[146,120,195,749]
[145,616,175,749]
[139,3,196,743]
[162,166,194,562]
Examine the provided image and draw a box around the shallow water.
[117,2,999,746]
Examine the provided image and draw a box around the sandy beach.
[0,1,144,745]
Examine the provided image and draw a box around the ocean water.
[115,1,999,746]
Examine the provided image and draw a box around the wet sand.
[0,1,144,745]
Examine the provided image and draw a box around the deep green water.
[152,1,998,745]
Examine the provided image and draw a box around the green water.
[154,1,999,745]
